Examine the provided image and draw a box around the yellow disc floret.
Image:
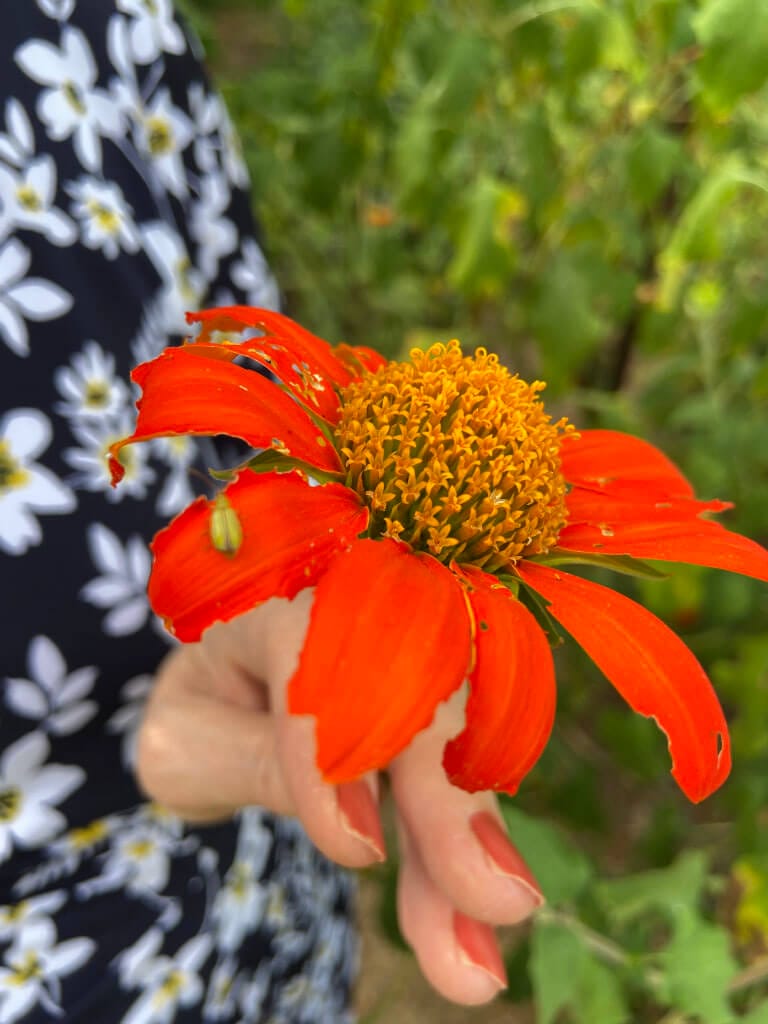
[334,341,575,571]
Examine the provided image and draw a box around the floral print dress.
[0,3,356,1022]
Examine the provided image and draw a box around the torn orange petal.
[149,471,368,642]
[562,430,694,498]
[443,565,556,795]
[565,487,731,526]
[108,346,341,484]
[182,337,343,423]
[187,307,352,389]
[288,539,472,782]
[557,520,768,583]
[516,562,730,803]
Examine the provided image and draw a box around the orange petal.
[288,539,472,782]
[562,430,694,498]
[149,471,368,642]
[565,487,731,525]
[108,346,341,484]
[186,310,348,422]
[443,566,556,795]
[187,307,352,388]
[186,338,344,423]
[558,519,768,583]
[516,562,730,802]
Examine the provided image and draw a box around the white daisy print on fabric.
[14,25,124,173]
[0,408,76,556]
[0,733,85,865]
[67,176,141,260]
[141,222,203,335]
[211,862,268,956]
[116,0,186,65]
[107,675,153,769]
[43,817,115,881]
[129,292,171,366]
[152,435,196,516]
[97,827,173,895]
[120,933,213,1024]
[0,918,94,1023]
[0,919,94,1022]
[80,523,152,637]
[36,0,76,20]
[0,891,66,944]
[134,88,193,199]
[187,83,220,175]
[0,240,73,358]
[55,340,130,421]
[64,411,155,501]
[4,635,98,737]
[236,963,271,1024]
[230,238,280,312]
[202,957,240,1021]
[189,172,238,282]
[0,99,35,168]
[218,102,250,191]
[211,811,271,954]
[0,157,77,246]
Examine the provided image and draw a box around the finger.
[396,820,507,1005]
[390,687,544,925]
[136,645,294,820]
[248,592,387,869]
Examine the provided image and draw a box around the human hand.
[136,592,544,1005]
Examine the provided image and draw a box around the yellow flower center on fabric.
[0,787,21,823]
[87,201,121,235]
[85,380,110,408]
[67,820,109,849]
[63,80,86,115]
[0,443,29,494]
[335,341,573,570]
[125,839,154,859]
[8,952,43,986]
[147,117,173,155]
[154,971,184,1007]
[16,186,42,212]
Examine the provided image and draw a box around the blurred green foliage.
[183,0,768,1019]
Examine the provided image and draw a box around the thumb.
[136,641,295,821]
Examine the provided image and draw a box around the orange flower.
[109,307,768,803]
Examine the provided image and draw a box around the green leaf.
[657,159,745,308]
[694,0,768,109]
[500,806,594,905]
[529,250,607,391]
[530,921,629,1024]
[742,1003,768,1024]
[530,921,586,1024]
[733,855,768,947]
[660,907,738,1024]
[625,124,684,208]
[595,850,709,924]
[446,175,522,298]
[576,955,629,1024]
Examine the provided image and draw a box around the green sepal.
[496,573,566,648]
[539,550,669,581]
[209,449,344,486]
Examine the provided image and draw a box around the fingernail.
[453,911,507,992]
[470,811,545,908]
[337,779,386,862]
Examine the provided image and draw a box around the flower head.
[109,307,768,803]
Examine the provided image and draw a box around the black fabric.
[0,3,355,1021]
